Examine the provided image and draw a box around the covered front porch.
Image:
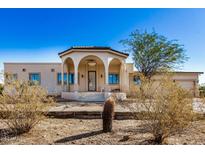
[58,47,129,101]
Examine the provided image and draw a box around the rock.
[119,135,130,142]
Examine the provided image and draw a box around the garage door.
[176,80,195,95]
[177,81,193,90]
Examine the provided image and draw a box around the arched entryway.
[62,57,75,92]
[108,58,122,92]
[77,55,105,92]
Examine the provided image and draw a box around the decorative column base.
[74,84,79,92]
[104,84,110,92]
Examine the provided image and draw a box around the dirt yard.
[0,118,205,145]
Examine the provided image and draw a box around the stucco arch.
[61,57,75,92]
[107,58,122,91]
[76,54,105,69]
[77,55,106,92]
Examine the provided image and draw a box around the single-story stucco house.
[4,46,203,101]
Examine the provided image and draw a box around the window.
[133,75,141,85]
[109,74,119,84]
[68,73,74,84]
[57,73,61,85]
[12,74,18,80]
[29,73,41,85]
[5,73,17,83]
[57,73,74,85]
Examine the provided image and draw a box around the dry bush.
[123,73,194,144]
[0,84,3,95]
[0,72,3,95]
[0,79,54,135]
[102,97,115,132]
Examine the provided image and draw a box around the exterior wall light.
[88,62,96,66]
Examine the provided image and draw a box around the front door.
[88,71,96,91]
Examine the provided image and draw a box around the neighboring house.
[4,46,203,101]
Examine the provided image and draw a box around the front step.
[61,92,127,102]
[46,111,136,120]
[78,92,105,101]
[61,92,105,102]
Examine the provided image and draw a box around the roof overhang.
[130,71,204,75]
[58,46,129,58]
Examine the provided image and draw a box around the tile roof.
[58,46,129,56]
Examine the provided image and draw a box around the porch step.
[61,92,105,102]
[46,111,136,120]
[61,92,127,102]
[78,92,104,101]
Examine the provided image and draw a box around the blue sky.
[0,8,205,83]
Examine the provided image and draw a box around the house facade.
[4,46,203,101]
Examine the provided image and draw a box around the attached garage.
[129,71,203,97]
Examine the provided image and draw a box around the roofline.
[130,71,204,75]
[58,46,129,57]
[4,62,61,65]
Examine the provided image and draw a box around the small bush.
[0,80,53,135]
[102,97,115,132]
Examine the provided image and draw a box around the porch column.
[74,65,79,92]
[61,63,64,91]
[66,68,69,92]
[120,61,125,92]
[105,62,110,92]
[120,61,129,92]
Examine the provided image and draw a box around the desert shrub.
[0,84,3,95]
[102,97,115,132]
[0,80,53,135]
[123,74,194,144]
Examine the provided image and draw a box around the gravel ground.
[0,119,205,145]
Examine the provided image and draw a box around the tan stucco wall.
[4,63,63,95]
[4,62,202,97]
[129,72,201,97]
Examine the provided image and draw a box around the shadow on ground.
[0,128,18,142]
[54,130,104,144]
